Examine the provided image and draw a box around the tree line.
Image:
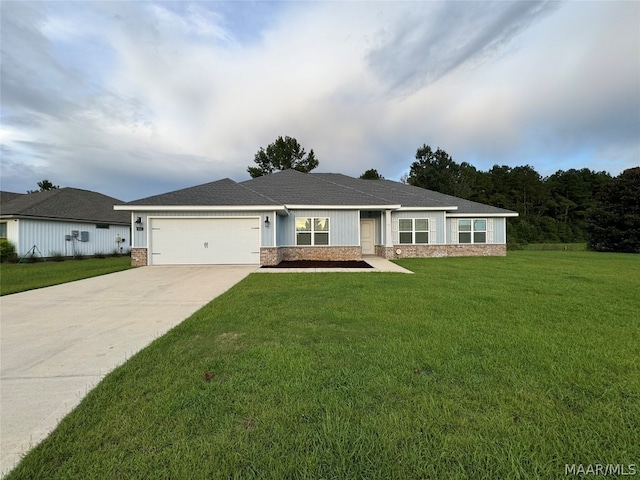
[406,144,614,246]
[246,137,638,252]
[405,145,639,252]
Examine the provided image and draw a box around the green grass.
[7,251,639,479]
[520,242,587,251]
[0,257,133,296]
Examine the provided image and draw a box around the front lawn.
[0,257,132,296]
[7,251,639,479]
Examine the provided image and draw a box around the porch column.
[385,210,393,247]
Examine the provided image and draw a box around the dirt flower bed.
[262,260,373,269]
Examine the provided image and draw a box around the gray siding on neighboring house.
[391,211,446,244]
[277,210,360,246]
[12,219,130,257]
[132,210,275,248]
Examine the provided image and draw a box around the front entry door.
[360,219,375,255]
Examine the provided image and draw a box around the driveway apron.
[0,265,256,476]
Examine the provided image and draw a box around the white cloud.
[1,1,637,199]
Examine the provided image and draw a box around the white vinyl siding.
[7,218,129,257]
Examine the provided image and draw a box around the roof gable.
[0,188,129,224]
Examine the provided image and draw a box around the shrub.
[0,238,17,263]
[50,252,66,262]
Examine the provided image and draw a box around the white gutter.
[114,205,287,212]
[396,206,458,211]
[447,212,519,217]
[284,204,402,210]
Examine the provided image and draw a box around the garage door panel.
[150,218,260,265]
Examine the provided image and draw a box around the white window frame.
[398,218,429,245]
[295,217,330,246]
[458,219,487,244]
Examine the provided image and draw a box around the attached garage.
[149,217,260,265]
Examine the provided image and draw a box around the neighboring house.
[115,170,518,266]
[0,188,131,258]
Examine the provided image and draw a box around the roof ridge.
[236,181,282,205]
[310,173,397,204]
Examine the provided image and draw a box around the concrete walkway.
[0,265,256,476]
[257,256,413,274]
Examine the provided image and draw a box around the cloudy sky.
[1,1,638,201]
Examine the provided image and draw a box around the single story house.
[115,170,518,266]
[0,188,130,258]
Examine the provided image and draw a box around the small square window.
[399,232,413,244]
[459,220,472,232]
[314,232,329,245]
[399,219,412,231]
[415,219,428,231]
[415,232,429,244]
[459,232,472,243]
[297,232,312,245]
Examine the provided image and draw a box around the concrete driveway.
[0,265,256,476]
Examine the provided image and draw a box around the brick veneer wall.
[261,246,362,265]
[131,247,148,266]
[376,244,507,259]
[260,247,282,266]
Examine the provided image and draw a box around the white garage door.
[149,217,260,265]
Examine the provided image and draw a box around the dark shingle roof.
[240,169,392,205]
[120,170,517,215]
[0,191,25,204]
[0,188,130,224]
[311,174,516,214]
[123,178,281,206]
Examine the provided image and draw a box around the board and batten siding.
[132,211,275,248]
[391,211,446,244]
[12,219,130,257]
[277,210,360,246]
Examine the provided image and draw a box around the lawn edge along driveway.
[0,265,256,476]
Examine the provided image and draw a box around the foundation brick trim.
[376,244,506,259]
[261,246,362,264]
[131,247,148,266]
[260,247,282,266]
